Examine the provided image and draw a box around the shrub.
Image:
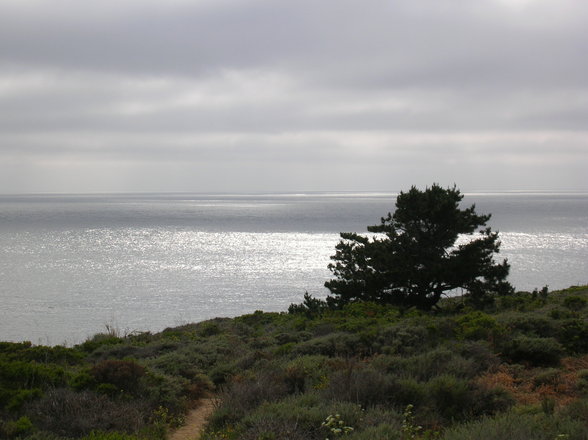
[90,360,145,393]
[468,384,514,418]
[16,432,66,440]
[346,424,402,440]
[376,348,480,381]
[391,378,427,408]
[28,388,147,437]
[323,367,398,407]
[197,322,222,337]
[377,323,430,355]
[576,370,588,394]
[500,336,564,366]
[563,296,587,311]
[425,374,472,422]
[288,292,329,318]
[78,334,124,353]
[561,399,588,424]
[0,387,43,411]
[1,416,34,438]
[274,331,313,345]
[457,341,500,374]
[498,313,556,338]
[282,355,331,393]
[454,311,504,341]
[0,360,67,410]
[208,362,237,386]
[0,342,84,365]
[0,360,66,389]
[211,369,290,427]
[441,411,587,440]
[532,368,561,387]
[293,333,368,357]
[81,432,143,440]
[239,395,365,440]
[237,418,313,440]
[559,320,588,353]
[140,371,187,414]
[550,308,576,320]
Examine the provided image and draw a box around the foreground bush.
[2,286,588,439]
[28,389,148,437]
[441,411,587,440]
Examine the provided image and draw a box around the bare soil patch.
[169,398,217,440]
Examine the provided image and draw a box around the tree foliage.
[325,184,513,310]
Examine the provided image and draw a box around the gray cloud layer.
[0,0,587,192]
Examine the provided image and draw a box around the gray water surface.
[1,192,587,344]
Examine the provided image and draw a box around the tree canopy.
[325,184,513,310]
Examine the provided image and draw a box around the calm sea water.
[1,192,587,345]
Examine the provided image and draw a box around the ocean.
[1,192,587,345]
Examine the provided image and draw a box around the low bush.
[558,319,588,353]
[90,360,146,394]
[457,341,500,374]
[498,313,556,338]
[0,342,83,365]
[78,334,124,354]
[563,295,587,311]
[293,332,368,357]
[346,423,401,440]
[0,360,66,390]
[323,366,398,407]
[454,311,505,341]
[28,388,147,437]
[80,432,143,440]
[210,369,290,428]
[282,355,331,393]
[377,322,431,355]
[500,336,564,366]
[1,415,34,438]
[425,374,472,422]
[0,360,67,410]
[245,396,364,440]
[140,371,187,414]
[441,411,587,440]
[288,292,329,318]
[532,368,561,387]
[376,347,480,381]
[0,386,43,411]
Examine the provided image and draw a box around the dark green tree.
[325,184,513,310]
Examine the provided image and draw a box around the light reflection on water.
[1,227,587,345]
[1,191,588,345]
[1,229,338,344]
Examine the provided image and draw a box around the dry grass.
[477,356,588,407]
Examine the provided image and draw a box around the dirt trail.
[169,398,217,440]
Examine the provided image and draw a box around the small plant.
[401,404,422,440]
[321,414,353,439]
[151,405,185,429]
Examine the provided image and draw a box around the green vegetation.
[325,184,513,310]
[1,286,588,439]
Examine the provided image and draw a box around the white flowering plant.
[321,414,354,439]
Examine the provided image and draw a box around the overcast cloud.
[0,0,587,193]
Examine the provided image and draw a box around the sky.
[0,0,587,193]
